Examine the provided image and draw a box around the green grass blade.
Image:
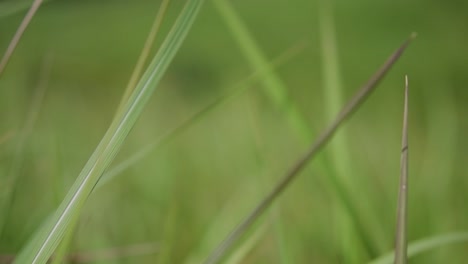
[369,232,468,264]
[212,0,312,140]
[50,3,171,261]
[318,1,364,261]
[0,0,44,76]
[203,34,416,264]
[13,0,204,263]
[394,76,410,264]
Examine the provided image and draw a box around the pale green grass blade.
[369,232,468,264]
[203,34,416,264]
[0,0,44,76]
[50,3,171,262]
[394,76,409,264]
[212,0,312,140]
[318,1,364,261]
[13,0,204,263]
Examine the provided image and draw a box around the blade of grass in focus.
[13,0,204,263]
[0,0,44,76]
[50,3,171,262]
[369,232,468,264]
[394,76,410,264]
[203,34,416,264]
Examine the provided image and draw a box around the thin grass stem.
[394,75,410,264]
[0,0,44,76]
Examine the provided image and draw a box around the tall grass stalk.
[13,0,204,263]
[394,76,409,264]
[203,34,416,264]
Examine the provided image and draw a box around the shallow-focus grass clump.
[0,0,467,263]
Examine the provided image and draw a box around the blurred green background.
[0,0,467,263]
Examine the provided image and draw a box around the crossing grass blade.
[0,0,44,76]
[369,232,468,264]
[203,33,416,264]
[12,0,204,263]
[394,76,410,264]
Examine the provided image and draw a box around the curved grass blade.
[394,75,409,264]
[369,232,468,264]
[13,0,204,263]
[203,33,416,264]
[0,0,44,76]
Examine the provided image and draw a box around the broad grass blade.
[13,0,204,263]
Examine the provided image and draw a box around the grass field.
[0,0,467,263]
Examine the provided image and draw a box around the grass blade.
[212,0,312,140]
[0,0,52,18]
[0,0,44,76]
[13,0,204,263]
[369,232,468,264]
[394,75,410,264]
[50,3,171,262]
[203,33,416,264]
[318,1,366,261]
